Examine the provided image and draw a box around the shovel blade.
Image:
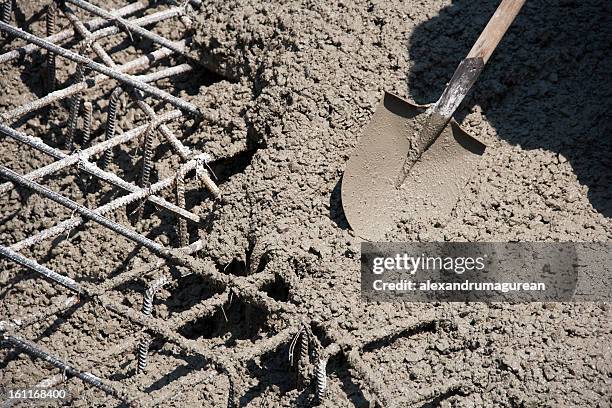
[341,92,486,241]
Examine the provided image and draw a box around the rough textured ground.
[1,0,611,407]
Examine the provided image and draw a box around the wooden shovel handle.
[467,0,526,64]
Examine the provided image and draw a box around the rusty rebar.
[0,1,148,64]
[103,86,123,168]
[0,166,167,256]
[0,21,200,116]
[46,1,58,92]
[1,1,11,39]
[175,168,188,247]
[64,0,189,58]
[82,101,93,146]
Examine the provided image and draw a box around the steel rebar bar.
[6,295,79,330]
[0,166,167,256]
[315,358,327,402]
[137,276,168,372]
[0,2,169,64]
[135,63,193,84]
[46,1,58,92]
[103,86,123,168]
[64,0,189,58]
[140,123,155,190]
[176,168,188,247]
[298,326,310,385]
[0,245,83,293]
[65,63,85,150]
[1,333,130,402]
[1,244,295,401]
[136,336,151,373]
[9,157,202,252]
[0,119,199,225]
[82,101,93,146]
[134,95,192,161]
[62,5,116,68]
[62,9,195,169]
[0,22,200,116]
[1,42,184,121]
[0,0,11,39]
[75,7,185,52]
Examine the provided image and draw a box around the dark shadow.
[408,0,612,216]
[164,273,223,314]
[362,320,437,353]
[208,148,258,185]
[0,269,35,301]
[143,352,204,392]
[382,92,425,118]
[111,149,140,185]
[35,300,83,341]
[418,384,466,408]
[106,359,134,382]
[0,208,19,226]
[179,294,268,343]
[329,352,371,408]
[452,121,486,154]
[17,50,46,98]
[329,178,349,230]
[0,0,44,50]
[168,63,229,96]
[240,341,297,407]
[260,273,290,302]
[12,1,44,34]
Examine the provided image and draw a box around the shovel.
[341,0,526,241]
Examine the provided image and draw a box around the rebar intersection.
[0,1,287,405]
[0,2,460,406]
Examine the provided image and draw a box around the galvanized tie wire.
[0,21,201,117]
[0,166,166,256]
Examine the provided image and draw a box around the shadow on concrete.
[407,0,611,217]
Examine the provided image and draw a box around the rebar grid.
[0,3,299,404]
[0,2,448,406]
[0,1,235,404]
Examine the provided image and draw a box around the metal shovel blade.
[341,92,486,241]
